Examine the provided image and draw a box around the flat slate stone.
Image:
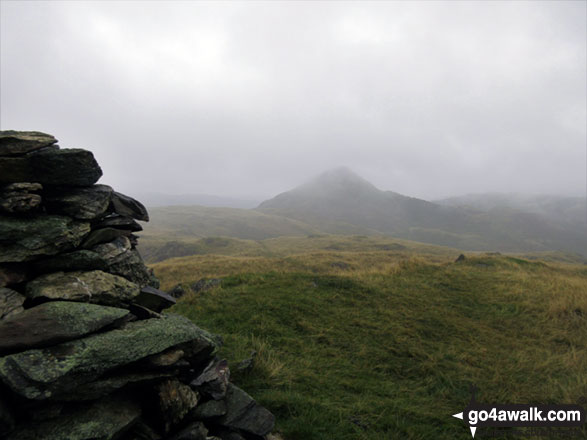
[25,270,140,307]
[31,148,103,186]
[0,215,91,263]
[192,398,227,419]
[93,236,154,287]
[217,384,275,436]
[9,395,141,440]
[111,191,149,221]
[0,314,218,399]
[93,214,143,232]
[45,184,113,220]
[31,250,108,273]
[136,286,176,312]
[0,287,25,320]
[81,227,131,248]
[190,359,230,400]
[0,301,130,354]
[0,131,57,156]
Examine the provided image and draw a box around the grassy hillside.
[152,240,587,440]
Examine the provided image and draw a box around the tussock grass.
[153,242,587,439]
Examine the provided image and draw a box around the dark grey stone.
[0,314,218,400]
[94,214,143,232]
[136,286,176,312]
[0,301,130,354]
[45,184,113,220]
[0,131,57,156]
[111,191,149,221]
[9,395,141,440]
[0,182,43,214]
[25,270,140,307]
[81,227,131,248]
[217,384,275,436]
[190,359,230,400]
[192,398,227,419]
[0,287,25,320]
[32,249,108,273]
[0,215,91,263]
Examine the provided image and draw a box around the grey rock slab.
[0,131,57,156]
[192,398,227,419]
[0,215,91,263]
[136,286,176,312]
[169,422,208,440]
[45,184,113,220]
[190,359,230,400]
[0,301,130,354]
[93,236,154,287]
[30,148,103,186]
[81,227,131,248]
[217,384,275,436]
[0,313,218,399]
[25,270,140,307]
[0,182,43,214]
[111,191,149,221]
[9,394,141,440]
[94,214,143,232]
[0,287,25,320]
[31,249,108,273]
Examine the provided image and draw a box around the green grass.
[153,244,587,439]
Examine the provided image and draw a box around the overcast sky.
[1,1,585,201]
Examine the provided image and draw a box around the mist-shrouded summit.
[256,167,587,256]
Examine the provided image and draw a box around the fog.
[1,1,585,201]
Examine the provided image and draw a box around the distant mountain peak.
[303,167,378,192]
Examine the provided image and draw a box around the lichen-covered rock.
[8,395,141,440]
[45,184,113,220]
[0,131,57,156]
[25,270,141,307]
[0,182,43,214]
[0,215,91,263]
[0,314,218,399]
[111,191,149,221]
[0,301,130,354]
[216,384,275,436]
[0,287,25,320]
[32,249,108,273]
[157,379,199,432]
[94,236,156,287]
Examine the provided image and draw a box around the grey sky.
[1,1,585,201]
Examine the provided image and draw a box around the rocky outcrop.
[0,131,275,440]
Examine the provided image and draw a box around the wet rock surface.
[0,130,276,440]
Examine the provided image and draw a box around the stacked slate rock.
[0,131,275,440]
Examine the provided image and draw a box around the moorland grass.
[152,241,587,440]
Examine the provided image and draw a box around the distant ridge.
[256,168,587,256]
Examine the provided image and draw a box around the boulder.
[25,270,141,307]
[0,215,91,263]
[0,131,57,156]
[157,379,199,432]
[0,287,25,320]
[94,214,143,232]
[8,395,141,440]
[45,184,113,220]
[216,384,275,437]
[32,250,108,273]
[0,182,42,214]
[136,286,176,312]
[0,314,218,399]
[111,191,149,221]
[191,278,222,293]
[0,301,130,354]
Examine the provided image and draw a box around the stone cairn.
[0,131,275,440]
